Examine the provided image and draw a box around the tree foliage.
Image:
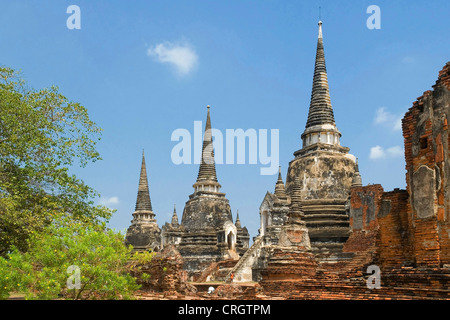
[0,215,141,300]
[0,67,113,255]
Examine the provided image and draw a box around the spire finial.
[288,177,305,224]
[195,105,219,185]
[319,6,321,21]
[318,19,323,39]
[134,151,153,214]
[274,166,288,200]
[304,19,335,129]
[171,203,179,225]
[235,210,241,228]
[352,158,363,187]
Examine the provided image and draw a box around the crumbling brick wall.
[129,245,196,295]
[345,184,383,255]
[347,62,450,268]
[349,184,383,232]
[375,189,413,268]
[346,185,412,268]
[402,62,450,267]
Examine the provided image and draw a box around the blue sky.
[1,0,449,240]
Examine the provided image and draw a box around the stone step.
[178,241,219,246]
[306,220,350,228]
[308,229,350,242]
[303,213,349,221]
[317,252,355,261]
[303,207,347,214]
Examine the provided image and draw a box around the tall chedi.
[177,106,249,279]
[285,20,359,260]
[125,151,161,251]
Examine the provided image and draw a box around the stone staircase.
[194,259,238,282]
[224,236,265,282]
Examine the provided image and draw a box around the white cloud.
[369,145,386,159]
[147,41,198,75]
[374,107,403,131]
[386,146,403,157]
[99,196,119,207]
[369,145,403,160]
[374,107,389,125]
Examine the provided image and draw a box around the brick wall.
[344,185,383,254]
[349,184,384,232]
[376,189,413,268]
[346,62,450,268]
[347,185,414,268]
[402,61,450,267]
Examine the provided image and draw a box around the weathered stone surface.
[181,195,232,231]
[286,154,356,201]
[125,224,161,250]
[277,224,311,249]
[351,207,363,230]
[161,205,183,247]
[125,152,161,251]
[378,199,391,219]
[412,165,437,219]
[349,185,383,232]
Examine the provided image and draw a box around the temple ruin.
[126,106,250,280]
[125,20,450,299]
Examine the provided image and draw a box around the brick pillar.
[402,62,450,267]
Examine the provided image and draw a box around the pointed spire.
[196,105,218,183]
[305,20,335,129]
[352,158,363,187]
[290,177,303,208]
[235,210,241,228]
[135,150,153,213]
[171,204,179,226]
[192,105,222,196]
[274,166,288,199]
[288,177,305,224]
[277,166,283,181]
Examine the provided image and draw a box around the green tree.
[0,215,140,300]
[0,67,113,255]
